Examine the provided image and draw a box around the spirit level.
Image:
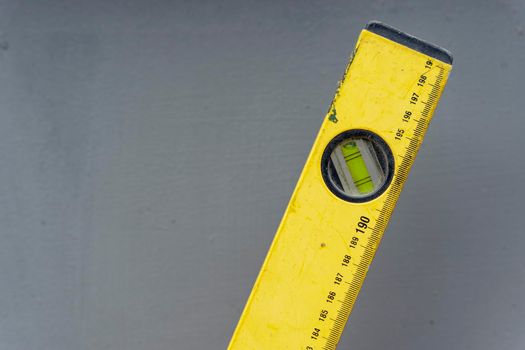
[228,21,452,350]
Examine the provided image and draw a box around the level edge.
[365,21,453,64]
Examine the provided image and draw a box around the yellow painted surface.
[228,28,452,350]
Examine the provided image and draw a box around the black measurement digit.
[394,128,405,141]
[326,291,336,303]
[355,215,370,234]
[357,220,368,230]
[425,59,433,69]
[318,309,328,321]
[410,92,419,104]
[311,328,321,340]
[349,236,359,248]
[417,74,427,87]
[402,110,412,123]
[341,254,351,267]
[333,273,343,285]
[306,347,313,350]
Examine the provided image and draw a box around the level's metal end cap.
[365,21,453,64]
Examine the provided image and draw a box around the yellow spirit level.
[228,21,452,350]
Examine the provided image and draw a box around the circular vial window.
[321,130,394,203]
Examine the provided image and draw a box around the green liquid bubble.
[341,141,374,194]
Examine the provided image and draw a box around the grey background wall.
[1,0,524,349]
